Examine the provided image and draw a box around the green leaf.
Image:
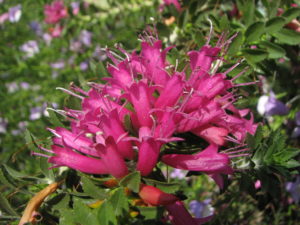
[0,192,18,216]
[227,32,243,55]
[245,22,265,43]
[73,197,99,225]
[272,28,300,45]
[97,200,118,225]
[81,176,108,200]
[109,187,129,217]
[242,48,268,64]
[47,109,65,128]
[259,41,286,59]
[265,17,286,33]
[282,7,300,22]
[143,178,180,193]
[137,206,164,220]
[119,171,141,193]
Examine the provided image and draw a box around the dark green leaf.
[259,41,286,58]
[97,200,118,225]
[242,48,268,64]
[265,17,286,33]
[143,178,180,193]
[81,176,108,200]
[109,187,129,217]
[137,206,164,220]
[272,28,300,45]
[227,32,243,55]
[245,22,265,43]
[282,7,300,22]
[0,192,18,216]
[119,171,141,193]
[47,109,65,128]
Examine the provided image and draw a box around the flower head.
[38,29,256,185]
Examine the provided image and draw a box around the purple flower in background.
[292,111,300,138]
[50,60,65,69]
[20,82,30,90]
[69,40,82,52]
[257,91,289,116]
[189,199,214,218]
[43,33,52,45]
[12,121,28,136]
[29,21,43,36]
[20,40,39,58]
[6,82,18,93]
[79,30,92,47]
[8,5,22,23]
[286,176,300,203]
[93,46,107,61]
[71,2,80,15]
[80,61,89,71]
[30,103,48,121]
[0,117,8,134]
[170,168,186,179]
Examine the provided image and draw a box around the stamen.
[47,128,62,138]
[231,65,248,81]
[38,145,54,154]
[206,18,213,45]
[56,87,84,100]
[229,153,250,158]
[31,152,50,158]
[234,81,259,87]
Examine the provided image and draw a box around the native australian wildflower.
[36,27,257,224]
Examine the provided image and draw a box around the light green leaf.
[119,171,141,193]
[109,187,129,217]
[242,48,268,64]
[227,32,243,55]
[97,200,118,225]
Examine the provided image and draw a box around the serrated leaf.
[0,192,18,216]
[81,176,108,200]
[265,17,286,33]
[259,41,286,59]
[109,187,129,217]
[272,28,300,45]
[119,171,141,193]
[282,7,300,22]
[245,22,265,43]
[97,200,117,225]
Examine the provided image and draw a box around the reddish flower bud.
[138,184,178,206]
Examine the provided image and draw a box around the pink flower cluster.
[44,0,68,24]
[39,30,257,224]
[43,31,256,181]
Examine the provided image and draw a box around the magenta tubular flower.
[39,29,257,186]
[44,0,68,24]
[162,144,233,174]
